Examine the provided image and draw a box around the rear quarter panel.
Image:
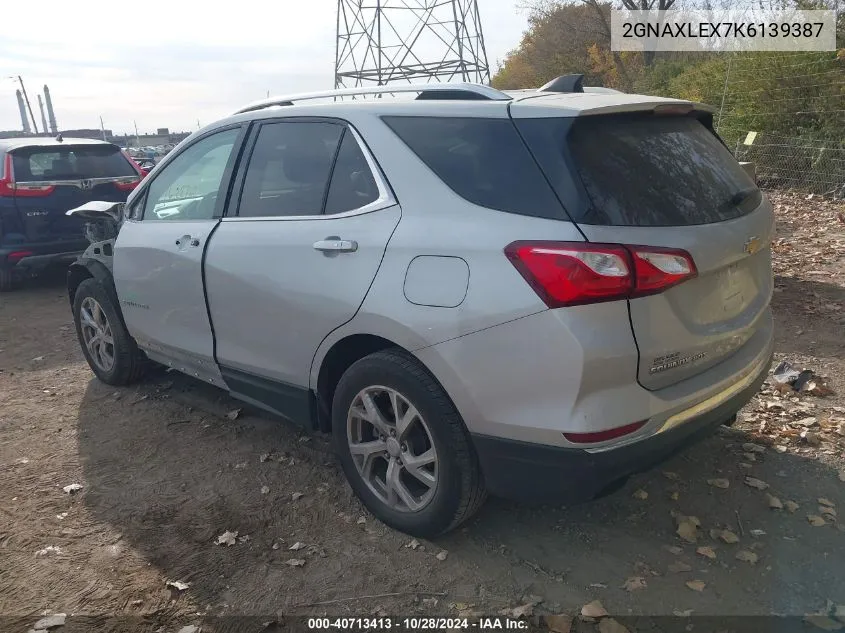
[309,110,584,388]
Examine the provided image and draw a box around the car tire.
[72,278,146,385]
[332,348,486,537]
[0,267,17,292]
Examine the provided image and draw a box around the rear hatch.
[5,143,140,243]
[513,107,774,390]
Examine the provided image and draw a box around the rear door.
[9,144,140,243]
[515,112,774,390]
[113,126,244,385]
[204,119,400,415]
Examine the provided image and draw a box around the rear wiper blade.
[728,188,758,207]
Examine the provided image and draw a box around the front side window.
[142,128,239,221]
[238,122,343,218]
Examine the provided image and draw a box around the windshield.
[11,145,137,181]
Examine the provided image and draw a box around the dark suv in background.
[0,137,142,290]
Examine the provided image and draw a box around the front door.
[113,126,243,385]
[204,120,400,418]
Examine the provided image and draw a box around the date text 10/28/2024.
[307,617,529,631]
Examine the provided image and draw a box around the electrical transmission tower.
[335,0,491,89]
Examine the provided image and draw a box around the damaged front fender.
[66,201,124,304]
[66,200,125,245]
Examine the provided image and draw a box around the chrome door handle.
[313,238,358,253]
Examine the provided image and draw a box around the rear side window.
[11,145,137,181]
[382,116,565,220]
[324,130,379,215]
[516,115,761,226]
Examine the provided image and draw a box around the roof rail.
[234,83,511,114]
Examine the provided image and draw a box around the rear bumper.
[471,349,770,502]
[1,240,88,272]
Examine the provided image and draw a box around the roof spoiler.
[539,74,585,94]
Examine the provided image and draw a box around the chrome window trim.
[14,176,138,188]
[221,197,396,222]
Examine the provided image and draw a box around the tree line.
[492,0,845,149]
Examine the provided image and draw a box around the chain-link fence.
[714,50,845,197]
[734,132,845,198]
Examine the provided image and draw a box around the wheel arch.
[68,259,128,330]
[311,312,443,433]
[313,333,403,433]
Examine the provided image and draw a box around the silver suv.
[67,79,774,537]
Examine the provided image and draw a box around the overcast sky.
[1,0,527,136]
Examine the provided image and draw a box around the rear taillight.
[0,154,15,197]
[7,250,34,264]
[631,247,696,296]
[0,154,54,197]
[505,241,696,307]
[563,420,647,444]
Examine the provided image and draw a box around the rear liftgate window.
[12,146,137,181]
[381,116,566,220]
[516,115,762,227]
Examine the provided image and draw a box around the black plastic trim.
[471,353,770,503]
[321,128,347,214]
[67,258,134,334]
[219,365,313,428]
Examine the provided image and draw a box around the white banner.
[611,9,837,52]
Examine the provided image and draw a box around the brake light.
[563,420,647,444]
[504,241,696,307]
[7,250,34,264]
[0,154,55,197]
[0,155,12,197]
[654,104,694,116]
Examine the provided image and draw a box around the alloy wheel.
[79,296,115,372]
[347,385,438,512]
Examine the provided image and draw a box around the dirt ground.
[1,192,845,633]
